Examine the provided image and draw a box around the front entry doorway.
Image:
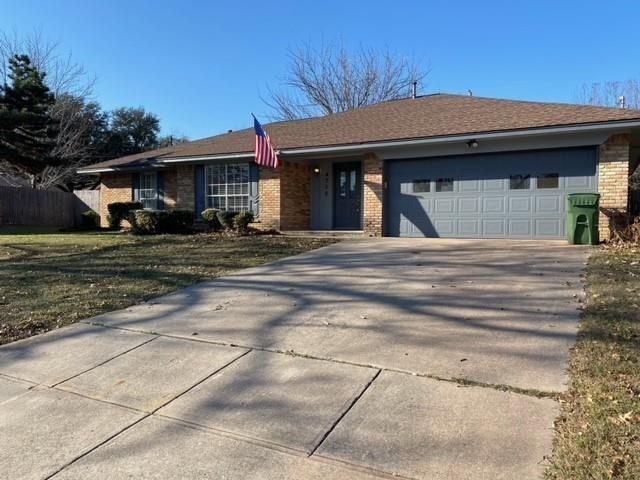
[334,162,362,229]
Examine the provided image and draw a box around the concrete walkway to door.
[0,239,589,479]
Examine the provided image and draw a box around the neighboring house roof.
[78,93,640,172]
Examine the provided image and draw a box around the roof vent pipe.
[619,95,626,109]
[412,81,417,99]
[468,89,473,96]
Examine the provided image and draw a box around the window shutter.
[132,174,141,201]
[195,165,206,217]
[157,171,165,210]
[249,163,260,216]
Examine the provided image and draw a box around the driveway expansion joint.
[81,320,562,400]
[309,368,382,456]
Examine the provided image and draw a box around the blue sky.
[2,0,639,139]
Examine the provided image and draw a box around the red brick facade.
[99,173,133,227]
[253,161,311,231]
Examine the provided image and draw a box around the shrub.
[162,209,194,234]
[217,210,238,230]
[131,209,194,235]
[107,202,142,230]
[234,211,254,233]
[80,210,100,230]
[131,210,162,235]
[201,208,221,231]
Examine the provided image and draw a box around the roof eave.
[79,119,640,173]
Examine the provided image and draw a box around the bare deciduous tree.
[37,96,105,190]
[265,42,429,120]
[0,29,94,97]
[1,30,98,189]
[575,79,640,109]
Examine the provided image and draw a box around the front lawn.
[0,230,333,345]
[546,245,640,479]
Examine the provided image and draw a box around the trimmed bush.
[234,211,254,233]
[80,210,100,230]
[217,210,238,230]
[131,209,194,235]
[131,210,162,235]
[201,208,221,231]
[107,201,142,230]
[162,209,194,234]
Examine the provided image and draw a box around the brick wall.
[598,134,631,240]
[280,161,311,230]
[363,153,384,236]
[99,173,132,227]
[175,165,195,211]
[257,167,281,230]
[254,161,311,231]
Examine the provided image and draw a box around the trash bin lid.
[567,193,600,206]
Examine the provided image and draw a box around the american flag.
[253,115,279,169]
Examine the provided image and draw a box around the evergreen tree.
[0,54,58,185]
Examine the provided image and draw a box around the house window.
[510,174,531,190]
[436,178,454,192]
[412,179,430,193]
[537,173,559,189]
[206,163,250,211]
[139,172,158,209]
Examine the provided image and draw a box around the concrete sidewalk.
[0,238,588,479]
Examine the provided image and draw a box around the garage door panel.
[482,219,506,237]
[508,219,532,236]
[565,175,591,189]
[459,179,481,193]
[434,198,455,214]
[458,219,480,236]
[483,197,506,214]
[458,197,479,214]
[534,218,562,237]
[434,220,455,236]
[509,197,531,213]
[386,147,597,239]
[535,196,561,213]
[483,179,505,192]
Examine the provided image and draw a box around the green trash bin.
[567,193,600,245]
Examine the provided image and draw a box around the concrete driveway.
[0,238,588,479]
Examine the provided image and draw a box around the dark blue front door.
[334,162,362,229]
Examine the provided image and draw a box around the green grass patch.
[0,232,333,345]
[546,245,640,479]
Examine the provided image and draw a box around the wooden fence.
[0,187,100,228]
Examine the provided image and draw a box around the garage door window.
[412,179,430,193]
[510,174,530,190]
[537,173,559,189]
[436,178,453,192]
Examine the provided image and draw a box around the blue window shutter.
[132,174,140,201]
[249,163,260,216]
[157,171,165,210]
[195,165,205,217]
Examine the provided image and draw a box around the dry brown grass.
[546,244,640,479]
[0,229,333,345]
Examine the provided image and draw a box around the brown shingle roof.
[81,94,640,170]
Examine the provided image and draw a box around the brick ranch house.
[78,94,640,240]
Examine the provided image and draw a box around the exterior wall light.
[466,139,479,148]
[313,167,321,174]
